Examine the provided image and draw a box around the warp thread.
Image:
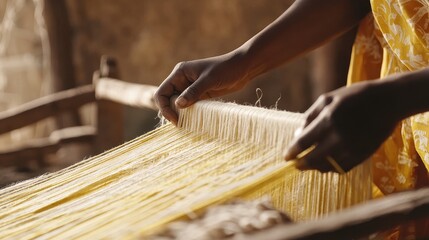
[0,100,372,239]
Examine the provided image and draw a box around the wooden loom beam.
[0,85,95,136]
[95,78,158,110]
[0,65,158,166]
[239,187,429,240]
[0,77,157,137]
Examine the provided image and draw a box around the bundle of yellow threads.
[0,100,372,239]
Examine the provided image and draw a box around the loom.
[0,100,372,239]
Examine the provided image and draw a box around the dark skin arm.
[154,0,371,124]
[284,68,429,172]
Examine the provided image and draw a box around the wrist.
[227,47,259,83]
[394,68,429,118]
[367,78,405,122]
[372,69,429,121]
[235,40,279,80]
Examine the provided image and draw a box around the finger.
[197,86,246,101]
[333,151,365,173]
[304,95,333,128]
[154,86,177,124]
[295,133,339,172]
[284,112,331,161]
[155,94,179,125]
[203,89,234,99]
[176,77,213,108]
[154,70,190,124]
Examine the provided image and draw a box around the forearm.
[394,68,429,118]
[235,0,370,79]
[374,68,429,120]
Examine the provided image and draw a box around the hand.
[284,81,400,172]
[154,52,251,124]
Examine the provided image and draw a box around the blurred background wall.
[0,0,354,186]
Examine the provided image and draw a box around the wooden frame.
[0,57,157,167]
[0,85,95,136]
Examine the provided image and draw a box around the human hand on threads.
[284,80,401,173]
[154,52,252,125]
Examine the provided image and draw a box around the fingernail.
[284,150,292,161]
[294,159,309,171]
[176,97,187,108]
[294,128,303,138]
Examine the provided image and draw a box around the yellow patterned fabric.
[348,0,429,238]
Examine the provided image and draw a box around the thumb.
[175,78,211,108]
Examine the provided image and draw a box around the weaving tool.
[0,100,372,239]
[294,145,346,174]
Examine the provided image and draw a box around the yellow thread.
[0,100,372,239]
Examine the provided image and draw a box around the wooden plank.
[96,78,158,110]
[239,187,429,240]
[0,126,96,167]
[0,85,95,135]
[0,76,156,137]
[49,126,96,144]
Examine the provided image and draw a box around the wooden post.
[93,56,124,154]
[43,0,82,128]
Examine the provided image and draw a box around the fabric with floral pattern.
[347,0,429,238]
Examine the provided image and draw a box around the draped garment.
[348,0,429,238]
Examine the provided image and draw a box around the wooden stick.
[96,78,158,110]
[0,126,96,167]
[238,187,429,240]
[0,85,95,135]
